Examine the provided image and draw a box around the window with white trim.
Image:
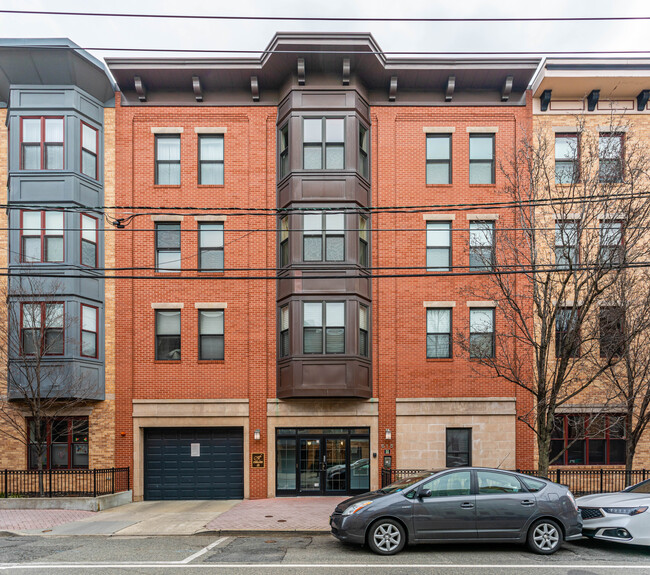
[199,135,224,185]
[426,222,452,271]
[198,222,224,271]
[469,308,494,358]
[427,308,452,358]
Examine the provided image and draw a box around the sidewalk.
[0,497,347,537]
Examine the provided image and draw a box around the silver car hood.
[577,492,650,507]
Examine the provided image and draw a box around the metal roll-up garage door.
[144,427,244,500]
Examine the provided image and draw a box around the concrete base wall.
[0,490,132,511]
[396,398,517,470]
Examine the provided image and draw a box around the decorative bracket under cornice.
[192,75,203,102]
[445,75,455,102]
[134,76,147,102]
[389,76,397,102]
[587,90,600,112]
[637,90,650,111]
[297,58,306,85]
[342,58,350,86]
[250,76,260,102]
[501,75,513,102]
[540,89,552,112]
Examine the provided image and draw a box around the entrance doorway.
[276,428,370,496]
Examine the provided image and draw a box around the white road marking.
[1,564,650,571]
[179,536,229,564]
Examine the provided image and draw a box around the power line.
[5,189,650,217]
[3,9,650,24]
[5,260,650,280]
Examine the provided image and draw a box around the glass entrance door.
[299,438,321,493]
[277,428,371,496]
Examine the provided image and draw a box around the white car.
[577,479,650,546]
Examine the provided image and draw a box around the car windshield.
[380,472,434,494]
[625,479,650,494]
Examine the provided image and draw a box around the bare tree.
[0,275,94,496]
[457,115,650,476]
[591,268,650,475]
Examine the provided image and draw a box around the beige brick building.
[531,59,650,471]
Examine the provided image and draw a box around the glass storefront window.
[276,438,296,491]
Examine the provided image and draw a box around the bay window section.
[81,214,98,267]
[81,123,98,179]
[280,217,289,267]
[303,118,345,170]
[199,309,224,360]
[359,125,369,178]
[198,223,224,271]
[303,212,345,262]
[21,211,64,263]
[155,309,181,360]
[359,215,368,267]
[21,302,64,356]
[303,302,345,354]
[359,304,369,357]
[280,305,289,358]
[199,135,224,185]
[81,304,98,358]
[279,124,289,178]
[21,117,64,170]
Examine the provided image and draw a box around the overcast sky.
[2,0,649,61]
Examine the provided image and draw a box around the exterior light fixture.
[254,429,261,441]
[385,429,392,440]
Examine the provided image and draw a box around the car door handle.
[521,500,535,506]
[460,502,474,509]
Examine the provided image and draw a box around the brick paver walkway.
[206,496,347,532]
[0,509,93,531]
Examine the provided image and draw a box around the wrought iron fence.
[381,467,649,496]
[2,468,130,498]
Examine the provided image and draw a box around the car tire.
[367,518,406,555]
[527,518,563,555]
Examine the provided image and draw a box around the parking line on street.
[2,564,650,571]
[180,536,229,564]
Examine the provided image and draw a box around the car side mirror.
[417,488,432,499]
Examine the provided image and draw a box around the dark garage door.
[144,427,244,500]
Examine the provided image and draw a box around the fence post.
[600,468,604,492]
[48,470,52,498]
[4,469,7,498]
[93,469,97,498]
[556,469,561,484]
[111,468,115,495]
[644,469,647,482]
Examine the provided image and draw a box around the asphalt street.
[0,534,649,574]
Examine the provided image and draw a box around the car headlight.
[602,506,648,516]
[342,500,374,516]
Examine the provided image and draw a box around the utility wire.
[3,9,650,24]
[5,260,650,280]
[5,189,650,216]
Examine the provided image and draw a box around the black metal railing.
[2,468,130,498]
[381,467,649,496]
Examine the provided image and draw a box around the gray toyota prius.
[330,467,582,555]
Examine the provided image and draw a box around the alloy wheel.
[373,523,401,553]
[533,522,560,551]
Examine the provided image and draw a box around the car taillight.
[567,490,578,512]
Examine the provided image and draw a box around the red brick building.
[106,33,540,500]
